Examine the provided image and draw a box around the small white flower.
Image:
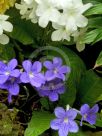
[51,23,71,41]
[59,0,92,31]
[15,0,38,23]
[35,0,61,28]
[0,15,13,35]
[0,34,9,45]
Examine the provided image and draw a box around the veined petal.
[8,83,19,95]
[10,69,20,77]
[50,119,61,130]
[87,114,97,125]
[22,60,32,72]
[69,120,79,133]
[8,59,18,70]
[58,123,69,136]
[20,72,29,83]
[54,107,65,118]
[80,104,90,115]
[66,109,77,120]
[32,61,42,72]
[90,104,99,113]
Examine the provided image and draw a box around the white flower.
[0,15,13,45]
[0,34,9,45]
[51,23,71,41]
[15,0,38,23]
[59,0,92,31]
[35,0,61,28]
[0,15,13,35]
[24,0,33,4]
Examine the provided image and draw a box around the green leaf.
[85,4,102,16]
[7,8,43,45]
[0,44,15,61]
[88,17,102,28]
[24,111,54,136]
[82,29,102,44]
[94,51,102,68]
[83,0,102,5]
[77,70,102,105]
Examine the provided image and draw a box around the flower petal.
[0,34,9,45]
[50,119,61,130]
[49,92,58,101]
[32,61,42,72]
[8,83,20,95]
[43,61,53,70]
[54,107,65,118]
[76,15,88,28]
[58,66,70,74]
[22,60,32,72]
[58,123,69,136]
[66,109,77,120]
[0,75,8,84]
[80,104,90,115]
[2,21,13,32]
[8,59,18,70]
[53,57,62,67]
[90,104,99,113]
[87,114,97,125]
[10,69,20,77]
[45,70,55,81]
[20,72,29,83]
[69,120,79,133]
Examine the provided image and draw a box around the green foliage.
[85,4,102,16]
[95,51,102,68]
[77,70,102,105]
[0,44,15,61]
[24,111,54,136]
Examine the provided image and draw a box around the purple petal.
[8,83,19,95]
[8,94,12,103]
[49,92,58,101]
[20,72,29,83]
[0,61,6,70]
[69,120,79,133]
[32,61,42,73]
[8,59,17,70]
[22,60,32,72]
[43,61,53,70]
[58,123,69,136]
[56,73,65,81]
[90,104,99,113]
[45,70,55,81]
[80,104,90,115]
[54,107,65,118]
[0,75,8,84]
[56,86,65,94]
[37,89,49,97]
[58,66,71,74]
[10,69,20,77]
[66,109,77,120]
[53,57,62,67]
[37,73,45,83]
[30,78,42,87]
[50,119,61,130]
[87,114,97,125]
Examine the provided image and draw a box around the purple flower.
[44,57,70,81]
[0,59,20,84]
[51,107,79,136]
[20,60,45,87]
[0,76,21,103]
[80,104,99,126]
[36,78,65,101]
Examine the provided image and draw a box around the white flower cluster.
[0,15,13,45]
[15,0,92,42]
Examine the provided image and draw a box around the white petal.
[38,14,49,28]
[24,0,33,4]
[0,15,9,21]
[0,34,9,45]
[0,25,3,35]
[66,17,77,31]
[76,15,88,28]
[80,3,93,14]
[52,23,62,29]
[2,21,13,32]
[49,9,60,23]
[76,42,85,52]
